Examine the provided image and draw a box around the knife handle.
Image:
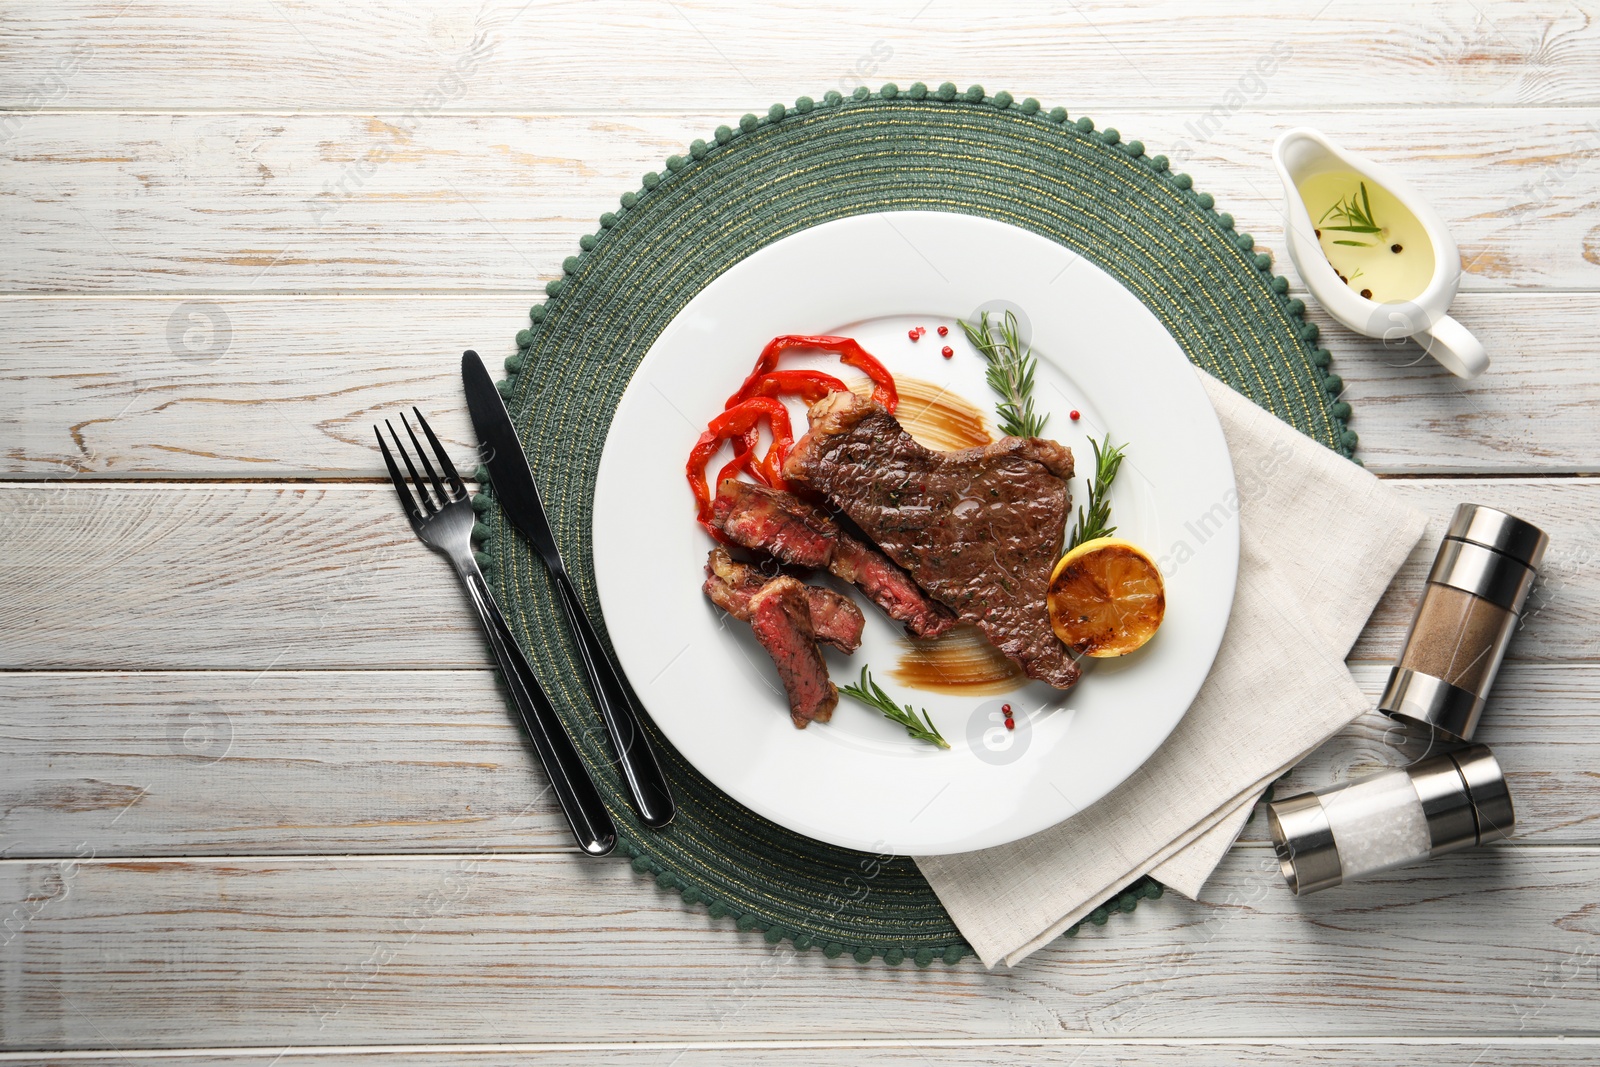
[551,569,677,828]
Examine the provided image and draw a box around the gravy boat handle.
[1419,314,1489,379]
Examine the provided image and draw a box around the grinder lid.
[1445,504,1548,571]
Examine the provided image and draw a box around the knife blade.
[462,350,675,828]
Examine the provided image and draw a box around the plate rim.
[590,210,1238,855]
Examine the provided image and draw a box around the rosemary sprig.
[839,666,951,750]
[1317,181,1383,247]
[1068,433,1127,549]
[960,310,1047,438]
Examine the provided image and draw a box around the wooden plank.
[1313,294,1600,475]
[0,478,1592,672]
[0,483,484,672]
[8,1039,1600,1066]
[3,662,1596,860]
[3,845,1598,1049]
[4,108,1598,293]
[0,296,510,480]
[0,670,576,858]
[2,1,1597,111]
[4,292,1598,480]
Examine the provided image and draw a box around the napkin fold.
[916,371,1428,967]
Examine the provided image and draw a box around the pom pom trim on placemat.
[471,84,1354,966]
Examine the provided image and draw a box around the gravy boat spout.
[1273,128,1487,379]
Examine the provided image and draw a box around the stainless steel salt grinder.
[1379,504,1548,743]
[1268,744,1514,895]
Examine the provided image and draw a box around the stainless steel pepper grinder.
[1379,503,1548,743]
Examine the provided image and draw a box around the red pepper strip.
[686,398,794,530]
[728,368,850,407]
[727,335,898,413]
[709,427,761,492]
[758,433,790,488]
[716,427,764,486]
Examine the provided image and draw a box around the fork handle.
[550,568,676,828]
[457,562,616,857]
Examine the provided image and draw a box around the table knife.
[462,350,676,828]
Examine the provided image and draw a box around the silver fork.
[376,408,616,856]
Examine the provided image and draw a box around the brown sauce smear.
[848,376,992,451]
[890,625,1024,695]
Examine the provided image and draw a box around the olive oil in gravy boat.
[1274,127,1487,379]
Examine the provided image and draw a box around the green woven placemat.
[472,83,1354,968]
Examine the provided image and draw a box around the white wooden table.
[4,2,1599,1062]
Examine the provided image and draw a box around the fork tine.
[387,419,436,514]
[401,411,450,506]
[412,406,465,498]
[376,425,421,519]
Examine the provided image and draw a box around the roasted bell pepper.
[690,335,895,535]
[715,427,763,488]
[685,397,794,534]
[727,368,850,407]
[727,335,898,412]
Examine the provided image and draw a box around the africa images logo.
[165,703,234,763]
[966,698,1032,766]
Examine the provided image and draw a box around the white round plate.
[592,211,1238,856]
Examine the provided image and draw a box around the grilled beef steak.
[702,547,865,653]
[784,391,1081,689]
[745,577,837,727]
[712,478,956,638]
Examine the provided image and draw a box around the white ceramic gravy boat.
[1273,127,1487,379]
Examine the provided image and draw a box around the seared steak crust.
[746,577,837,727]
[702,547,865,653]
[784,391,1081,689]
[712,479,956,638]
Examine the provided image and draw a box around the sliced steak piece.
[712,479,956,638]
[795,581,868,655]
[784,391,1081,690]
[712,478,833,568]
[702,547,865,653]
[746,577,837,728]
[828,536,949,637]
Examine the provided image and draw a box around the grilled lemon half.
[1047,537,1166,658]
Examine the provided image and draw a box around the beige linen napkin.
[916,371,1428,967]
